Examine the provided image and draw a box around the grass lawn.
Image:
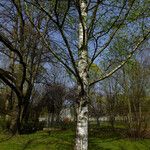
[0,128,149,150]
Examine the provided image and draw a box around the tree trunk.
[4,92,10,123]
[51,113,55,127]
[47,112,51,127]
[20,101,30,125]
[9,100,21,134]
[75,1,88,150]
[9,94,24,134]
[96,117,100,127]
[5,51,15,126]
[75,94,88,150]
[109,115,115,131]
[56,112,60,125]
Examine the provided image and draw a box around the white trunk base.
[75,105,88,150]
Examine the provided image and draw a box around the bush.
[20,121,37,134]
[61,118,71,130]
[0,117,10,131]
[37,121,46,130]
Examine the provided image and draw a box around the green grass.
[0,128,149,150]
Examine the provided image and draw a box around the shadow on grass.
[89,126,126,150]
[0,133,15,143]
[138,141,150,150]
[89,126,125,140]
[21,131,74,150]
[22,139,34,150]
[89,140,111,150]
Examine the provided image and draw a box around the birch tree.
[0,0,149,149]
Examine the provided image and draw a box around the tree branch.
[89,30,150,86]
[24,1,83,87]
[0,69,22,99]
[0,32,26,90]
[89,0,134,67]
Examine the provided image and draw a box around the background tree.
[0,0,52,133]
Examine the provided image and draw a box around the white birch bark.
[75,0,89,150]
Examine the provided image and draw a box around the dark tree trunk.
[9,103,21,134]
[96,117,100,127]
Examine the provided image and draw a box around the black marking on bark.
[81,101,88,107]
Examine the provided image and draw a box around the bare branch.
[24,1,83,86]
[0,32,27,90]
[89,0,134,67]
[0,69,22,99]
[89,30,150,86]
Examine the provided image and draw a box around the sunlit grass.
[0,128,149,150]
